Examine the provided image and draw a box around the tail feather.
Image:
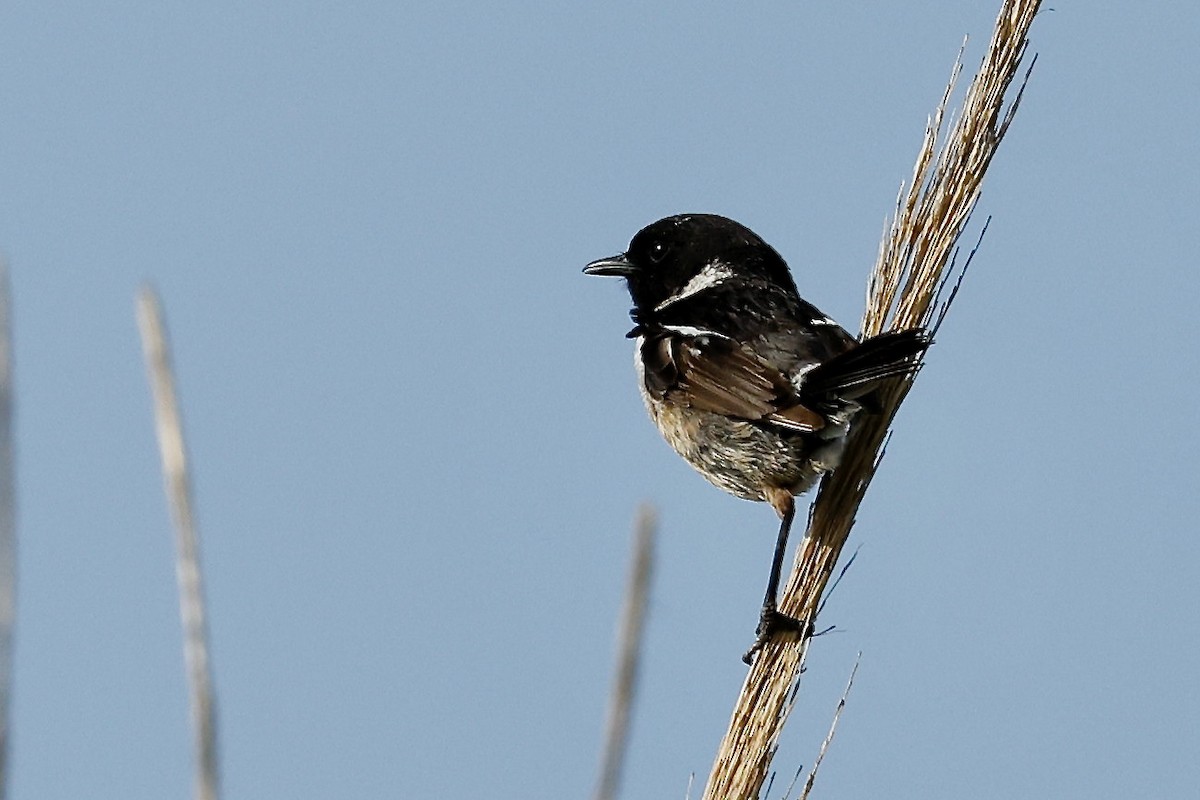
[801,328,930,400]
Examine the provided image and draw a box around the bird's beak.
[583,254,637,277]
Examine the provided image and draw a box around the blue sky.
[2,2,1198,798]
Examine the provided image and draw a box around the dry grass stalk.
[703,2,1041,797]
[797,655,860,800]
[0,264,14,800]
[137,287,221,800]
[593,505,657,800]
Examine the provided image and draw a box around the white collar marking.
[654,261,735,312]
[659,324,729,339]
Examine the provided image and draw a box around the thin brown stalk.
[797,655,860,800]
[0,264,14,800]
[703,2,1041,797]
[593,505,657,800]
[137,287,220,800]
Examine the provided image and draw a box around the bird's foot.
[742,605,813,665]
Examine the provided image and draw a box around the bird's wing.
[799,328,930,398]
[640,330,825,432]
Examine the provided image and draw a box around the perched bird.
[584,214,929,662]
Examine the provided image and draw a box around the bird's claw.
[742,606,812,665]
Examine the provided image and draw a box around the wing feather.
[640,332,824,433]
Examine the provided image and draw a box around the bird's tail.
[800,328,931,401]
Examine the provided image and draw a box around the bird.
[584,213,930,663]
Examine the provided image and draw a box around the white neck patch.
[654,261,735,312]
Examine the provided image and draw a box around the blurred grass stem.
[593,505,656,800]
[0,264,14,799]
[137,287,220,800]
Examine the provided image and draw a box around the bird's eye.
[648,241,670,263]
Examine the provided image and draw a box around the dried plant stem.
[703,2,1041,798]
[137,287,220,800]
[798,655,860,800]
[0,264,14,800]
[593,505,657,800]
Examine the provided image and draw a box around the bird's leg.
[761,490,795,614]
[743,487,811,665]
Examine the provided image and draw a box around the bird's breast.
[632,337,834,503]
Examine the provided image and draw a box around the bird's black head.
[584,214,798,314]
